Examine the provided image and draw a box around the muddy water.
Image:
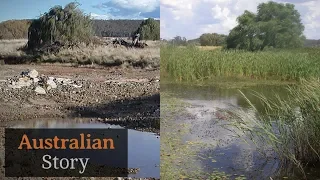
[162,83,319,180]
[6,118,160,179]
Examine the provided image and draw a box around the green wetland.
[161,46,320,82]
[161,46,320,180]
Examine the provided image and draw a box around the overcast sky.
[0,0,160,22]
[161,0,320,40]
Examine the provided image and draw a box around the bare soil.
[0,63,160,180]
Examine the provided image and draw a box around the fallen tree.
[26,2,93,54]
[111,38,148,49]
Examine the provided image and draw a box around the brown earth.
[0,63,160,180]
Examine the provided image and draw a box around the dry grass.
[0,39,160,69]
[197,46,222,51]
[0,39,28,56]
[171,46,222,51]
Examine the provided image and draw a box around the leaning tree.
[27,2,93,51]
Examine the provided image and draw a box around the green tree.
[199,33,226,46]
[27,2,93,50]
[134,18,160,41]
[226,2,305,51]
[226,11,262,51]
[169,36,187,46]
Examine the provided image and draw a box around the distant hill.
[0,19,32,39]
[187,38,200,45]
[93,19,143,37]
[305,39,320,47]
[0,19,160,39]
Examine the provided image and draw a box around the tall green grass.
[229,79,320,178]
[161,45,320,82]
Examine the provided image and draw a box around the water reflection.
[161,83,312,179]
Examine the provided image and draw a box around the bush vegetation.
[164,36,188,46]
[0,18,160,40]
[164,33,226,46]
[199,33,226,46]
[134,18,160,41]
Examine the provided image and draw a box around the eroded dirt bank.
[0,64,160,180]
[0,64,160,133]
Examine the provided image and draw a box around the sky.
[0,0,160,22]
[0,0,318,40]
[161,0,320,40]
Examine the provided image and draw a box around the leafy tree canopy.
[226,1,305,51]
[169,36,188,46]
[199,33,227,46]
[134,18,160,41]
[27,2,93,50]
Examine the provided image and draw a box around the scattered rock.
[27,69,39,78]
[6,69,83,93]
[8,77,33,89]
[33,77,39,83]
[72,84,82,88]
[34,86,46,94]
[46,79,57,90]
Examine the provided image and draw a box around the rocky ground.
[0,64,160,132]
[0,63,160,180]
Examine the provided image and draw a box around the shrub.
[27,2,93,50]
[134,18,160,41]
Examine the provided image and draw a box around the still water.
[162,83,319,180]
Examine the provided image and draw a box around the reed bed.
[161,45,320,82]
[228,79,320,178]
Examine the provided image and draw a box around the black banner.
[5,128,128,177]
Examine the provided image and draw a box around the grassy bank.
[161,45,320,82]
[229,79,320,178]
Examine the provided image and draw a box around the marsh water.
[162,83,320,180]
[6,118,160,179]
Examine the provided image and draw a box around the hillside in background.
[187,38,200,45]
[305,39,320,47]
[93,19,143,37]
[0,19,160,39]
[0,20,32,39]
